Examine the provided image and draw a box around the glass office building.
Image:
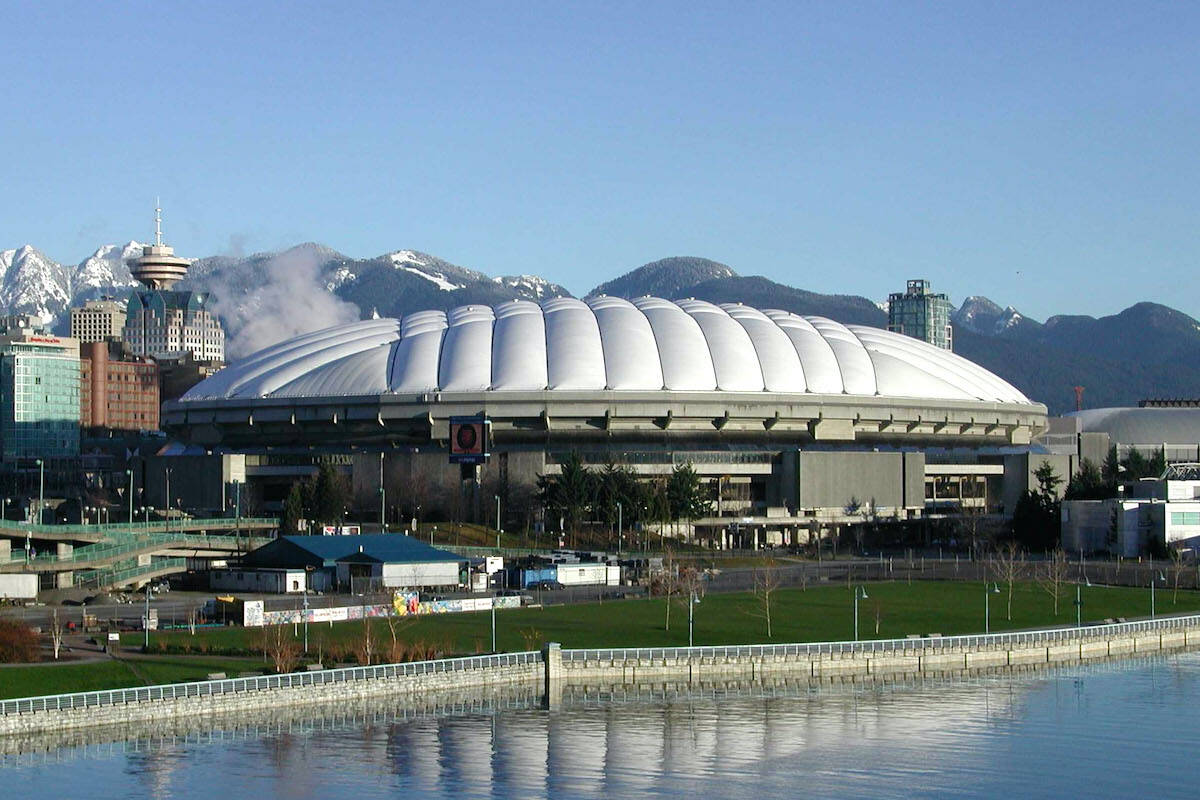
[887,279,953,351]
[0,320,81,462]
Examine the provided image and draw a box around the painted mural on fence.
[244,594,522,627]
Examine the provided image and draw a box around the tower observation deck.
[130,205,191,289]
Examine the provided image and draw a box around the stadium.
[162,297,1048,546]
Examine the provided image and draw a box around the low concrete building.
[1062,465,1200,556]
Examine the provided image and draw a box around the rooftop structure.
[70,298,127,344]
[888,279,953,351]
[129,205,191,290]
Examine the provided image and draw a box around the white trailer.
[0,573,38,601]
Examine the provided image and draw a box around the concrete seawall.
[5,615,1200,736]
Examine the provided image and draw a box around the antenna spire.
[154,198,163,247]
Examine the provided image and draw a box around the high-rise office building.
[887,279,953,351]
[0,315,81,462]
[70,298,127,344]
[122,206,225,362]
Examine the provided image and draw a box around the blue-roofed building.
[240,534,465,592]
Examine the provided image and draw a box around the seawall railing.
[1,651,540,717]
[562,613,1200,663]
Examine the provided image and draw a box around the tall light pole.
[1151,570,1165,619]
[378,453,386,533]
[688,589,701,647]
[985,582,1000,634]
[302,572,310,654]
[36,458,44,526]
[494,494,501,549]
[143,585,153,650]
[126,468,134,524]
[617,502,623,553]
[164,467,172,533]
[853,586,869,641]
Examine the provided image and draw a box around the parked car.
[530,580,565,591]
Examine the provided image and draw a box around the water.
[4,654,1200,799]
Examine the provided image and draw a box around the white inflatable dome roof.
[182,297,1032,404]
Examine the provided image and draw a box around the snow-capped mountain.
[0,245,72,323]
[952,296,1039,337]
[73,241,143,301]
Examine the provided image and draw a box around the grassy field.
[0,655,262,700]
[5,579,1198,700]
[130,579,1200,656]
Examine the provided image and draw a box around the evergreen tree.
[1065,458,1111,500]
[280,483,305,534]
[1101,444,1120,486]
[1012,461,1062,551]
[311,463,349,527]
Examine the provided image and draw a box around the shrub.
[0,618,40,663]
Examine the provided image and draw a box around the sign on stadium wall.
[449,415,490,464]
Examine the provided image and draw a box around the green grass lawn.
[7,580,1198,700]
[0,655,261,700]
[129,579,1200,656]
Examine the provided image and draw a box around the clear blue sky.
[2,1,1197,320]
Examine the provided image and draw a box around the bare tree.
[384,612,415,662]
[1169,548,1185,604]
[257,624,301,673]
[659,546,679,631]
[1036,548,1070,616]
[49,609,64,660]
[988,541,1024,621]
[750,559,782,638]
[873,600,884,635]
[358,618,378,666]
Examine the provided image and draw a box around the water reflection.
[4,654,1200,799]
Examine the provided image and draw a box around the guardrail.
[4,532,268,569]
[0,518,278,536]
[1,650,541,716]
[73,557,188,589]
[562,613,1200,663]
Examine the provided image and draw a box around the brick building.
[79,341,159,432]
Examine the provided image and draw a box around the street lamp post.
[494,494,501,549]
[688,589,701,647]
[36,458,44,526]
[617,502,623,554]
[853,586,869,641]
[491,595,497,652]
[164,468,172,533]
[378,453,386,533]
[127,469,134,524]
[1151,570,1165,619]
[143,585,153,650]
[985,582,1000,633]
[302,575,310,654]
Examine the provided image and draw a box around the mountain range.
[2,242,1196,415]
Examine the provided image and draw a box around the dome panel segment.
[229,327,401,398]
[722,304,807,392]
[677,300,765,391]
[589,296,664,390]
[186,319,397,400]
[807,317,878,395]
[543,298,606,390]
[764,311,844,394]
[273,342,394,398]
[850,327,1005,401]
[390,312,447,393]
[633,297,717,391]
[492,301,548,390]
[864,350,977,401]
[439,305,495,391]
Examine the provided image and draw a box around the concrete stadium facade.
[162,298,1048,546]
